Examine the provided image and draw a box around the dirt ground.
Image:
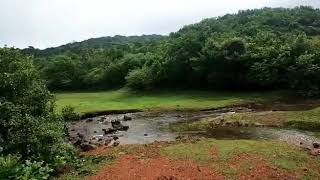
[84,142,298,180]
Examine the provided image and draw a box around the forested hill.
[24,6,320,95]
[22,34,165,57]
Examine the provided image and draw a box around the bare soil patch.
[86,155,224,180]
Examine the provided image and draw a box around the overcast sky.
[1,0,320,49]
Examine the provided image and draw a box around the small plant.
[0,155,53,180]
[61,106,80,121]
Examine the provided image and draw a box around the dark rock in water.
[113,140,120,147]
[121,125,129,131]
[80,143,96,151]
[86,118,93,122]
[74,139,82,146]
[102,128,117,134]
[113,136,119,140]
[111,120,121,127]
[98,117,106,122]
[111,120,129,131]
[123,115,132,121]
[313,142,320,149]
[104,139,112,146]
[144,133,148,136]
[77,133,84,139]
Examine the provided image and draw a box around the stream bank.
[67,102,320,152]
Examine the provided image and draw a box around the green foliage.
[0,155,53,180]
[24,6,320,95]
[57,155,115,180]
[0,48,75,179]
[61,106,80,121]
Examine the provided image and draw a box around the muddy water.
[69,110,222,145]
[193,127,319,148]
[69,110,319,148]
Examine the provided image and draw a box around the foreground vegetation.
[0,48,75,179]
[55,90,279,113]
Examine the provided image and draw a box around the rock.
[102,128,117,134]
[77,133,84,139]
[113,136,119,140]
[121,125,129,131]
[144,133,148,136]
[113,140,120,147]
[310,149,320,156]
[70,129,75,131]
[86,118,93,122]
[111,120,129,131]
[313,142,319,149]
[123,115,132,121]
[80,143,96,151]
[104,138,112,146]
[253,122,264,127]
[74,139,82,146]
[98,117,106,122]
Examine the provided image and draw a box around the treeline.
[25,6,320,95]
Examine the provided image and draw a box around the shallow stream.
[69,110,319,149]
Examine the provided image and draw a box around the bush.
[0,155,53,180]
[125,66,154,90]
[0,48,76,178]
[61,106,80,121]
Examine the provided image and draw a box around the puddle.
[192,127,319,148]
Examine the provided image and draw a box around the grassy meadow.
[55,89,280,113]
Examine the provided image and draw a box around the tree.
[0,48,74,178]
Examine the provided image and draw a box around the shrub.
[125,66,154,90]
[61,106,80,121]
[0,155,53,180]
[0,48,76,178]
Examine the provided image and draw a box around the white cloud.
[0,0,319,49]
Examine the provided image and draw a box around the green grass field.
[161,139,320,179]
[55,89,279,113]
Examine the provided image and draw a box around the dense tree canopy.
[24,6,320,95]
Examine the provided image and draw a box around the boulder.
[86,118,93,122]
[80,143,96,152]
[102,128,117,134]
[113,140,120,147]
[123,115,132,121]
[111,120,129,131]
[77,133,84,139]
[104,138,112,146]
